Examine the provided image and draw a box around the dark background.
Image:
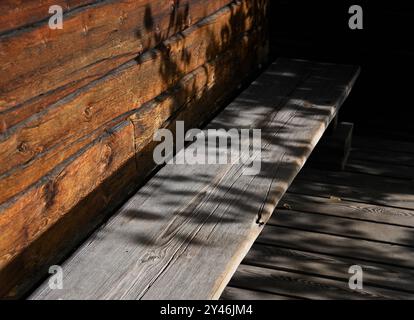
[268,1,414,140]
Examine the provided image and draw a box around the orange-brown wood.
[0,0,95,33]
[0,30,268,301]
[0,0,269,298]
[0,0,233,113]
[0,0,266,205]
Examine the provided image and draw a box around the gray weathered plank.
[279,193,414,228]
[352,136,414,154]
[350,147,414,168]
[257,225,414,269]
[243,242,414,294]
[221,286,296,300]
[268,209,414,247]
[292,168,414,210]
[228,264,411,300]
[31,58,359,300]
[346,159,414,180]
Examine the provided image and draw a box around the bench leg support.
[308,121,354,170]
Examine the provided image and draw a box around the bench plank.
[31,58,359,300]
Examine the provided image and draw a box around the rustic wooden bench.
[30,58,360,300]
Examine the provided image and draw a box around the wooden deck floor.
[222,135,414,300]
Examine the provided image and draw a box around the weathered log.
[0,0,233,113]
[0,0,266,205]
[0,0,95,33]
[0,28,267,298]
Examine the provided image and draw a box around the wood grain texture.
[257,224,414,269]
[228,264,411,300]
[30,58,360,300]
[0,0,237,133]
[330,132,414,179]
[279,193,414,228]
[0,0,236,112]
[350,144,414,168]
[0,123,141,299]
[268,209,414,247]
[221,286,295,300]
[0,121,137,278]
[292,168,414,210]
[352,136,414,154]
[0,0,95,33]
[0,28,266,298]
[226,135,414,300]
[241,244,414,294]
[0,0,266,206]
[346,158,414,180]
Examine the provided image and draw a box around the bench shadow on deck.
[223,135,414,300]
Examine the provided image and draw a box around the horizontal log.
[0,0,233,114]
[0,0,234,133]
[0,0,95,33]
[0,119,136,270]
[131,33,267,151]
[0,29,267,298]
[0,121,139,298]
[0,0,266,204]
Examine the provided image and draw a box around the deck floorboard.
[223,136,414,300]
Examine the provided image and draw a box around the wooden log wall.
[0,0,269,298]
